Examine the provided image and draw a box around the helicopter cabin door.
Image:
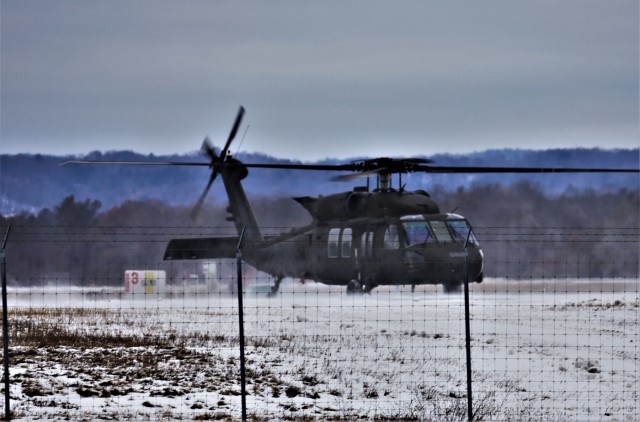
[376,221,406,283]
[357,226,376,282]
[323,225,356,282]
[357,221,405,284]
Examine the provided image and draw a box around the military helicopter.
[66,106,639,294]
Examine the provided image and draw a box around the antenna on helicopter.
[235,125,250,156]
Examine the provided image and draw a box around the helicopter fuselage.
[165,162,484,293]
[244,211,484,291]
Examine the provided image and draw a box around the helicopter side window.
[383,225,400,249]
[447,220,478,245]
[429,221,453,243]
[328,228,340,258]
[361,231,374,258]
[367,231,374,256]
[341,228,352,257]
[402,221,434,246]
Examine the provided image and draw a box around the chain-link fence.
[1,225,638,420]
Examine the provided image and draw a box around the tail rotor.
[190,106,245,220]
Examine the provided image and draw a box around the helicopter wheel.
[267,276,283,298]
[443,282,461,294]
[346,279,363,295]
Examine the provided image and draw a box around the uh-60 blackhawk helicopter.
[66,106,640,295]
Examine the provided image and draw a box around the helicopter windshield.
[447,220,478,245]
[402,220,435,246]
[401,216,478,246]
[428,221,453,243]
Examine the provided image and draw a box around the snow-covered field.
[4,278,639,421]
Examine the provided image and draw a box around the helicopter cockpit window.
[328,228,340,258]
[383,225,400,249]
[447,220,478,245]
[341,228,352,257]
[402,221,435,246]
[429,221,453,243]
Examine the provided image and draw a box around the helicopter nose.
[466,246,484,282]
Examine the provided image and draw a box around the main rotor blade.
[60,160,356,170]
[239,163,359,171]
[63,160,639,173]
[410,165,640,173]
[223,161,639,173]
[60,160,212,166]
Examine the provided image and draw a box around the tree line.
[2,148,638,214]
[1,181,638,286]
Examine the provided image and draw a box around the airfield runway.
[5,278,639,420]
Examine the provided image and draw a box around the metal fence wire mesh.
[1,225,639,421]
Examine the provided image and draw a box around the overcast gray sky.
[1,1,638,161]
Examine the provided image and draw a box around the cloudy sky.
[1,1,638,161]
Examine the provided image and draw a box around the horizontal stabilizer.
[164,237,239,260]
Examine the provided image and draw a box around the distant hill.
[1,148,638,215]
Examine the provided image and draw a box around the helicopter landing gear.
[346,280,376,294]
[347,280,362,295]
[267,276,283,297]
[443,282,461,294]
[346,279,362,294]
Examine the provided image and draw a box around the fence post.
[1,225,11,420]
[235,227,247,422]
[463,228,473,421]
